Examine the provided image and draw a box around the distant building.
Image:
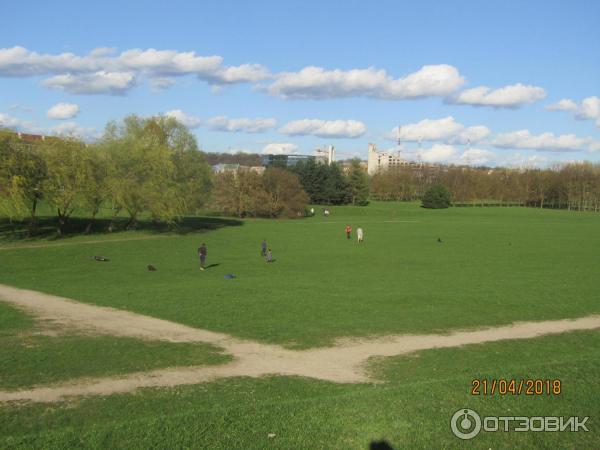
[367,143,408,175]
[314,145,336,165]
[212,163,266,175]
[212,163,240,173]
[261,154,315,167]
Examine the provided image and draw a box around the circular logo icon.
[451,408,482,440]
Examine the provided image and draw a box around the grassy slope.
[1,202,599,347]
[0,303,230,389]
[1,329,598,449]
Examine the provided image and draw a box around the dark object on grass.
[370,440,396,450]
[224,274,236,279]
[147,265,157,271]
[93,256,109,262]
[422,185,452,209]
[437,238,442,243]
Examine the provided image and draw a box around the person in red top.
[345,225,352,240]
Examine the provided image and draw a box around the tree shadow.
[0,216,243,243]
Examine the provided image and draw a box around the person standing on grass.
[357,227,364,243]
[345,224,352,240]
[261,239,267,257]
[198,243,207,270]
[266,248,273,262]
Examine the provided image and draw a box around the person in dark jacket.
[198,243,207,270]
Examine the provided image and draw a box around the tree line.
[370,163,600,212]
[0,115,212,234]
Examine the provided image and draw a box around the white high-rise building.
[367,143,405,175]
[314,145,335,165]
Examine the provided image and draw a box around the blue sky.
[1,0,599,167]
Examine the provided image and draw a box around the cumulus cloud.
[390,116,490,144]
[491,130,587,152]
[265,64,464,100]
[459,148,497,165]
[207,116,277,133]
[0,112,98,141]
[165,109,202,128]
[0,112,32,129]
[42,71,137,95]
[547,96,600,128]
[280,119,366,138]
[450,83,546,108]
[150,77,176,91]
[46,102,79,119]
[262,142,298,154]
[48,121,100,140]
[588,141,600,152]
[0,46,271,94]
[419,144,457,163]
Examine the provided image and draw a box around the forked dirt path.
[1,283,600,403]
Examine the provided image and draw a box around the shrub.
[422,185,452,209]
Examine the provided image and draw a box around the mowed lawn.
[1,202,600,449]
[1,202,599,347]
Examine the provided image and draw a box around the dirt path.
[1,283,599,403]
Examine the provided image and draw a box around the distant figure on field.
[266,248,273,262]
[324,208,330,216]
[357,227,364,243]
[261,239,267,257]
[198,243,207,270]
[310,207,315,216]
[345,224,352,239]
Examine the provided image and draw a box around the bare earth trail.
[1,283,600,403]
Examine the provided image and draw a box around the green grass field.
[1,202,599,448]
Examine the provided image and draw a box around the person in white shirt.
[357,227,364,243]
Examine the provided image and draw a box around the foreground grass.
[1,202,599,347]
[0,303,230,390]
[1,329,598,449]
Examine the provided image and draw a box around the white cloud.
[165,109,202,128]
[450,83,546,108]
[588,141,600,152]
[419,144,457,163]
[0,112,32,129]
[47,102,79,119]
[546,96,600,128]
[0,112,98,141]
[207,116,277,133]
[265,64,465,100]
[459,148,497,165]
[42,71,137,95]
[545,98,578,112]
[491,129,587,152]
[0,46,271,95]
[280,119,366,138]
[262,142,298,154]
[390,116,490,144]
[48,121,100,140]
[150,77,176,91]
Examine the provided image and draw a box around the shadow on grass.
[0,216,243,243]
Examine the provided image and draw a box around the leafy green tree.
[39,137,88,235]
[422,184,452,209]
[291,160,350,205]
[347,159,369,205]
[0,130,47,229]
[101,115,208,228]
[80,145,110,233]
